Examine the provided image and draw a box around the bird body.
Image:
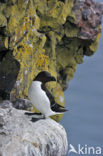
[28,81,57,117]
[28,71,67,118]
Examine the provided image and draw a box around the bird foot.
[25,112,42,116]
[30,114,46,122]
[25,111,45,121]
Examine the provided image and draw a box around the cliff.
[0,0,102,121]
[0,101,68,156]
[0,0,103,155]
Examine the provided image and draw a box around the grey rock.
[96,2,103,14]
[0,101,68,156]
[73,0,102,40]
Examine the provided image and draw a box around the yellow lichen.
[36,53,49,70]
[1,0,101,123]
[0,12,7,27]
[89,32,101,52]
[4,37,8,49]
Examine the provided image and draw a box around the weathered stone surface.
[0,0,102,121]
[0,101,68,156]
[72,0,102,41]
[96,2,103,15]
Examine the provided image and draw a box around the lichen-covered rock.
[0,0,102,121]
[0,101,68,156]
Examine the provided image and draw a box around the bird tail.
[51,103,68,113]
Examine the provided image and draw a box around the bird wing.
[41,84,55,105]
[41,84,67,112]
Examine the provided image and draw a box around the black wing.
[41,84,67,112]
[41,84,55,105]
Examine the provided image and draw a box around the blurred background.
[61,1,103,155]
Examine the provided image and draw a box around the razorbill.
[28,71,67,118]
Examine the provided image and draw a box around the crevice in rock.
[0,51,20,100]
[0,0,6,3]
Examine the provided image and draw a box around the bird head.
[34,71,56,84]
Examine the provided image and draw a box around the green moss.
[0,12,7,27]
[65,22,78,38]
[89,32,101,53]
[0,0,102,122]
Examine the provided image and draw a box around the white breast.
[28,81,56,117]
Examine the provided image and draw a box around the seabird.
[28,71,67,118]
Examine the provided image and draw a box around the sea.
[61,1,103,156]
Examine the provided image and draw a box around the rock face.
[0,101,68,156]
[0,0,103,121]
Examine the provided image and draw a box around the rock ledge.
[0,101,68,156]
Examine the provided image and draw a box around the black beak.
[50,76,56,81]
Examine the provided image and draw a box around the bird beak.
[50,76,56,81]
